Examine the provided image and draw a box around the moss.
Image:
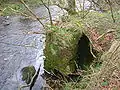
[44,20,84,75]
[21,65,36,84]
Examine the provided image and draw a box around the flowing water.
[0,5,67,90]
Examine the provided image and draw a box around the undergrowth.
[45,11,120,90]
[62,11,120,90]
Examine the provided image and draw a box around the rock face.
[76,0,91,11]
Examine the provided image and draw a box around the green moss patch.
[44,21,85,75]
[21,65,36,84]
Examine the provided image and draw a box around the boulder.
[44,21,88,75]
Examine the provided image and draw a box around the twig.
[82,4,93,19]
[41,0,53,26]
[89,38,97,58]
[82,0,85,18]
[89,0,103,11]
[107,0,116,23]
[20,0,45,28]
[9,6,47,20]
[96,30,115,41]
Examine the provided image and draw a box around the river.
[0,5,67,90]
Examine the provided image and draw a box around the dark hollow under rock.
[75,33,94,70]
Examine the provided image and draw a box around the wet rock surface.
[0,16,45,90]
[0,5,67,90]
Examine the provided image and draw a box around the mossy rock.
[21,65,36,84]
[44,21,84,75]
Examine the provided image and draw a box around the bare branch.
[107,0,116,23]
[88,0,103,11]
[41,0,53,26]
[20,0,45,28]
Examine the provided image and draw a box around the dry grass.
[85,40,120,90]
